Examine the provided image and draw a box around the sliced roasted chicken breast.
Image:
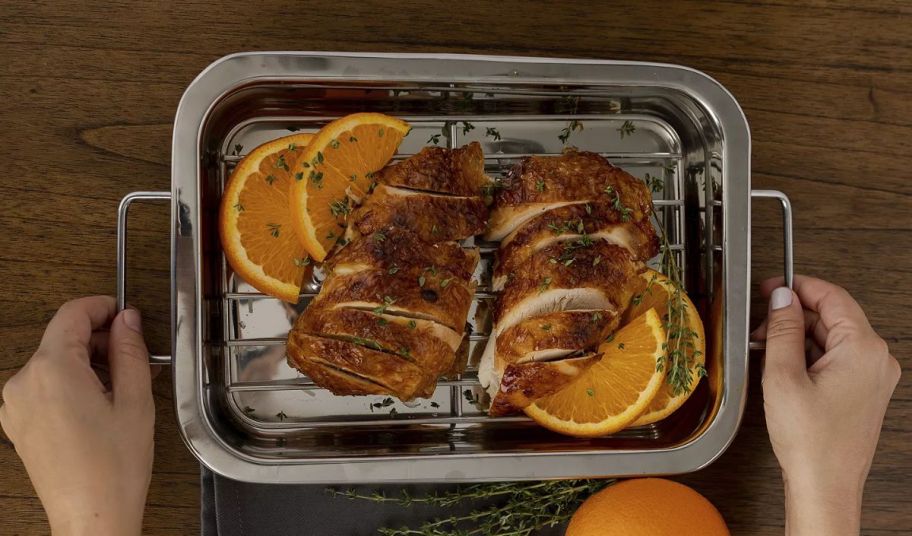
[314,266,474,332]
[486,148,654,240]
[494,241,640,326]
[378,141,489,196]
[326,225,480,280]
[353,185,488,242]
[295,307,459,374]
[286,331,432,400]
[492,203,659,290]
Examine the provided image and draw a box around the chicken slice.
[326,225,479,280]
[314,266,474,332]
[494,310,619,369]
[495,241,640,327]
[485,148,654,241]
[286,331,432,400]
[353,185,488,242]
[294,307,459,375]
[377,142,489,196]
[488,353,602,416]
[492,203,658,291]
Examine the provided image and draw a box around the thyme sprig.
[653,219,704,396]
[332,479,614,536]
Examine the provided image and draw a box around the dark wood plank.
[0,0,909,534]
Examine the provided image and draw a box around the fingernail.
[122,309,143,333]
[770,287,792,310]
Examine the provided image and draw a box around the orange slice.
[624,269,706,426]
[524,309,666,437]
[219,133,315,303]
[289,113,410,261]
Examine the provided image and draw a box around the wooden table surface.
[1,1,910,534]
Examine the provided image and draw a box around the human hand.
[0,296,154,536]
[754,276,900,536]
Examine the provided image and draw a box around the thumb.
[108,308,153,409]
[763,287,809,384]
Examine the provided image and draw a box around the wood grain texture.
[0,0,909,534]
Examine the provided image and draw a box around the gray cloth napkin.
[200,467,566,536]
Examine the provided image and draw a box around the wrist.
[48,506,143,536]
[784,473,863,536]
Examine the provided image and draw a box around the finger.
[107,309,153,410]
[791,276,872,349]
[41,296,116,355]
[752,309,829,349]
[89,331,110,364]
[763,287,809,384]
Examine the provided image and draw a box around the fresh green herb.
[696,363,708,378]
[592,255,602,266]
[294,171,304,181]
[293,256,311,268]
[439,278,452,288]
[586,388,595,397]
[644,172,665,193]
[585,203,593,215]
[329,138,340,149]
[558,119,583,144]
[267,223,281,238]
[333,479,615,535]
[418,275,426,287]
[427,133,442,145]
[407,320,417,330]
[388,265,399,275]
[605,333,615,343]
[618,343,626,350]
[349,173,358,181]
[537,276,552,294]
[336,236,349,246]
[429,401,440,408]
[265,174,276,185]
[547,221,571,235]
[326,230,336,241]
[540,323,552,332]
[431,224,440,235]
[309,170,324,188]
[329,198,350,217]
[535,179,546,193]
[353,336,383,351]
[424,265,438,276]
[389,408,399,417]
[287,126,301,132]
[484,127,502,141]
[372,296,396,316]
[378,127,385,137]
[603,185,632,221]
[480,178,504,200]
[349,135,358,143]
[372,231,386,243]
[618,120,636,138]
[591,311,603,323]
[276,411,288,421]
[233,202,244,212]
[275,155,289,171]
[369,397,395,412]
[232,144,243,156]
[397,347,411,358]
[287,143,297,152]
[656,215,702,396]
[461,121,475,135]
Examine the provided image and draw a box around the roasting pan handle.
[116,191,172,365]
[748,189,794,352]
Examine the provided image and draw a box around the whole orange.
[566,478,729,536]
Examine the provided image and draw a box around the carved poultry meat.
[286,143,489,400]
[479,148,658,416]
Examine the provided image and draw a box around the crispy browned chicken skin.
[486,148,654,241]
[287,144,488,401]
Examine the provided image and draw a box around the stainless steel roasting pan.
[116,52,793,484]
